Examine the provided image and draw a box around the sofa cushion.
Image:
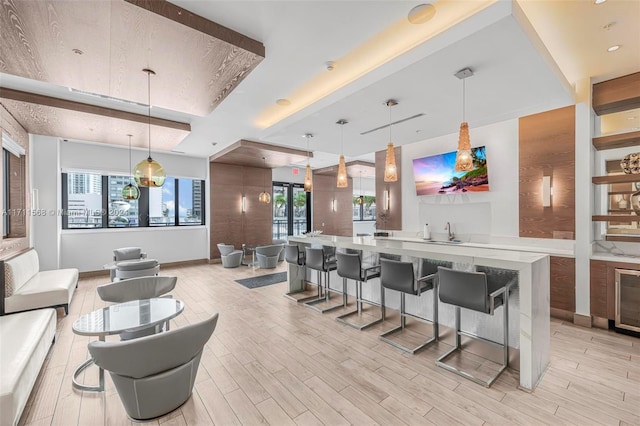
[4,250,39,297]
[5,269,78,314]
[0,309,56,426]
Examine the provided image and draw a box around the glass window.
[353,196,376,221]
[3,149,8,237]
[149,178,176,226]
[107,176,139,227]
[66,172,103,228]
[178,179,204,225]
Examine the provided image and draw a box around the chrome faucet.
[445,222,455,241]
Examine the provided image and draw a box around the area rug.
[234,272,287,289]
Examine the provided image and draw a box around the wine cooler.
[615,269,640,333]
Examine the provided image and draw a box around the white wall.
[402,119,519,240]
[31,135,61,270]
[31,138,210,272]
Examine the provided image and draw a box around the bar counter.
[287,234,550,391]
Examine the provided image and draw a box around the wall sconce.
[242,195,247,213]
[331,199,337,212]
[383,189,390,211]
[542,176,552,207]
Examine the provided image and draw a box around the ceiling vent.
[359,113,425,135]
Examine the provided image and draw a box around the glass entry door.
[272,182,310,239]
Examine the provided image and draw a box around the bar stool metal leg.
[305,267,345,314]
[336,278,384,330]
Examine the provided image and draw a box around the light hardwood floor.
[18,262,640,426]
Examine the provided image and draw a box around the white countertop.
[590,253,640,264]
[289,235,549,269]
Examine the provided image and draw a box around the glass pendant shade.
[136,68,165,188]
[337,155,348,188]
[384,142,398,182]
[356,195,364,205]
[134,157,166,187]
[122,183,140,200]
[454,121,473,172]
[304,163,313,192]
[258,191,271,203]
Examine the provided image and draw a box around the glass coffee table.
[71,298,184,392]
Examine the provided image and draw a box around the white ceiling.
[2,0,639,168]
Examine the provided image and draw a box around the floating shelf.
[606,235,640,243]
[608,190,637,195]
[593,174,640,184]
[593,215,638,223]
[592,130,640,151]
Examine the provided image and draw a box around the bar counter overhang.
[287,235,550,391]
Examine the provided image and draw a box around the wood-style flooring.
[17,262,640,425]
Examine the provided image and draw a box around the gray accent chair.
[217,244,243,268]
[379,258,445,354]
[272,239,287,262]
[255,245,284,269]
[436,266,517,387]
[88,314,218,421]
[96,276,177,340]
[112,247,160,281]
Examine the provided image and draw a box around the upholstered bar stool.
[436,266,517,387]
[304,247,343,313]
[335,251,382,329]
[379,258,440,353]
[284,244,318,302]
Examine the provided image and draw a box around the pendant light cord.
[128,134,133,184]
[147,70,152,159]
[388,103,392,141]
[462,78,466,122]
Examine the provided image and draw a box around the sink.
[421,239,464,245]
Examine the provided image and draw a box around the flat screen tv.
[412,146,489,196]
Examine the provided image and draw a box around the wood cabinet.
[590,259,640,325]
[550,256,575,316]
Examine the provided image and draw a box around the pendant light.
[134,68,166,187]
[454,67,474,172]
[384,99,398,182]
[304,133,313,192]
[336,119,348,188]
[356,170,364,205]
[122,134,140,200]
[258,157,271,203]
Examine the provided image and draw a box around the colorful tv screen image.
[412,146,489,196]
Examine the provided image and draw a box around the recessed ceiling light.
[276,98,291,106]
[211,142,218,146]
[607,45,621,52]
[72,48,83,55]
[628,116,637,120]
[594,0,607,4]
[408,4,436,24]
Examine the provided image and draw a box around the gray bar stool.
[435,266,517,387]
[284,244,319,302]
[304,247,343,313]
[379,258,440,353]
[335,251,382,329]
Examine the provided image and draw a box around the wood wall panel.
[375,146,402,231]
[592,72,640,116]
[312,174,353,237]
[210,163,272,258]
[550,256,575,313]
[519,106,575,239]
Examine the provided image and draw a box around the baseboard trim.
[78,258,209,279]
[550,307,573,322]
[573,313,592,328]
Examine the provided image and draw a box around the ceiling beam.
[0,88,190,132]
[125,0,265,58]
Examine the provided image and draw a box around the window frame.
[61,171,205,230]
[352,195,376,222]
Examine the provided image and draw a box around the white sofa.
[0,308,56,426]
[1,249,78,315]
